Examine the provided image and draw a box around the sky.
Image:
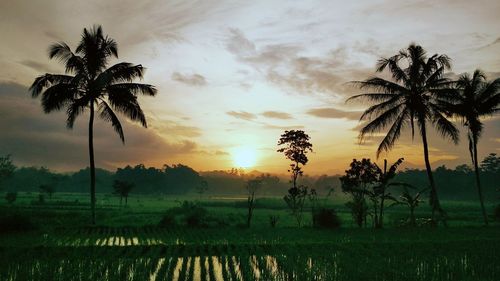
[0,0,499,175]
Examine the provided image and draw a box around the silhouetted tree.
[277,130,313,227]
[443,70,500,225]
[0,155,15,186]
[245,179,262,227]
[340,158,377,227]
[164,164,203,194]
[370,158,405,228]
[348,43,459,223]
[455,164,473,174]
[113,180,134,206]
[30,26,156,224]
[481,153,500,174]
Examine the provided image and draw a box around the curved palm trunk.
[420,123,445,222]
[89,101,96,225]
[472,140,488,225]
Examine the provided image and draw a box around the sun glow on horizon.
[232,146,257,168]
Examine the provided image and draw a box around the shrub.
[312,208,341,229]
[184,206,207,227]
[0,214,36,233]
[494,205,500,221]
[346,196,368,228]
[158,213,176,228]
[159,201,209,227]
[269,215,279,228]
[5,192,17,204]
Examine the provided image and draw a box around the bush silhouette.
[0,214,36,233]
[312,208,341,229]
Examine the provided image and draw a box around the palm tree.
[443,70,500,225]
[347,44,459,221]
[30,26,156,224]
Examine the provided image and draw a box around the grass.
[0,192,499,280]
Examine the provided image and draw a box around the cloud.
[262,124,304,130]
[149,119,202,138]
[225,28,374,98]
[262,111,292,119]
[171,72,207,86]
[226,110,256,121]
[226,28,256,56]
[0,82,200,171]
[18,60,58,73]
[306,107,362,120]
[215,150,229,156]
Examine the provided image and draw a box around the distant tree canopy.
[113,180,134,206]
[0,157,498,200]
[0,155,15,184]
[481,153,500,174]
[115,164,202,194]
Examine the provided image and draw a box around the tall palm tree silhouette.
[348,43,459,221]
[444,70,500,225]
[30,25,156,224]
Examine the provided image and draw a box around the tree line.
[1,153,498,200]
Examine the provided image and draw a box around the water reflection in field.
[1,250,497,281]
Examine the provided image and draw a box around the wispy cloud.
[171,72,207,86]
[262,111,292,120]
[226,110,257,121]
[307,107,361,120]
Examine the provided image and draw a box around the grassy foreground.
[0,193,499,280]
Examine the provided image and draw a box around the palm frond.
[98,100,124,143]
[359,103,404,142]
[430,109,460,144]
[346,93,395,103]
[66,97,90,129]
[359,95,403,121]
[353,77,408,94]
[95,63,145,88]
[41,84,78,113]
[107,83,157,96]
[29,74,75,97]
[375,109,408,157]
[48,42,73,62]
[107,89,147,127]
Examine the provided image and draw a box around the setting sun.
[232,147,257,168]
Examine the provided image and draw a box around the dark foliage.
[30,25,156,224]
[442,70,500,225]
[158,213,176,228]
[112,180,134,206]
[277,130,313,227]
[312,208,341,229]
[269,215,279,228]
[0,155,15,183]
[494,205,500,222]
[0,214,36,233]
[161,201,209,227]
[348,43,458,221]
[5,192,17,204]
